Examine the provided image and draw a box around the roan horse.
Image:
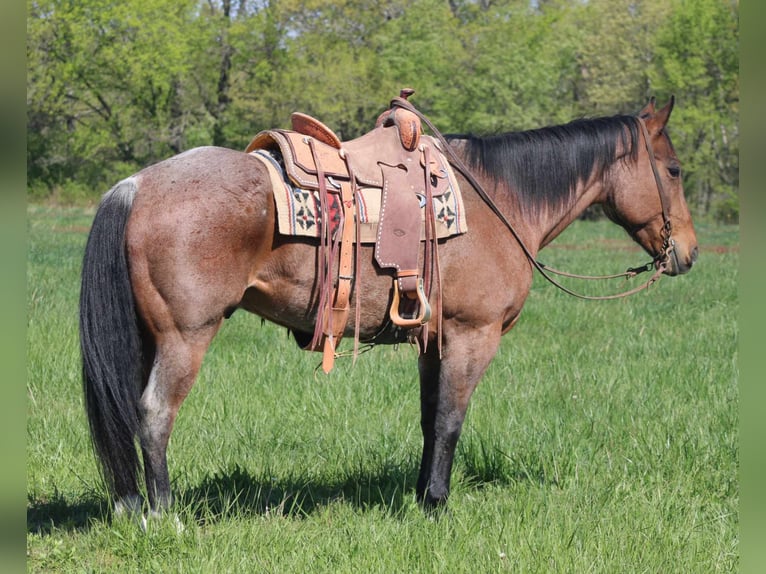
[79,97,697,518]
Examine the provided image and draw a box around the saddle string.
[308,138,328,351]
[308,138,342,353]
[419,144,444,356]
[339,148,364,362]
[390,97,673,301]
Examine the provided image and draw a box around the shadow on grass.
[458,433,562,490]
[179,448,551,525]
[27,446,551,533]
[27,492,107,536]
[26,464,422,534]
[177,463,421,524]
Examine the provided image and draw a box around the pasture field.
[26,204,738,572]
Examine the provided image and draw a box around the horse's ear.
[653,95,675,130]
[638,96,656,119]
[645,95,675,135]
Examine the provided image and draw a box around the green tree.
[651,0,739,221]
[223,0,291,141]
[190,0,287,148]
[569,0,671,115]
[27,0,205,193]
[369,0,464,131]
[26,0,738,221]
[447,0,583,132]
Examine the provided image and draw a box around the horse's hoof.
[114,494,143,517]
[417,491,450,519]
[113,495,184,533]
[146,509,185,533]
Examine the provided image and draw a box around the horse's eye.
[668,165,681,178]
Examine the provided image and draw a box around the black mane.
[450,115,641,217]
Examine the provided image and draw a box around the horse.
[79,96,698,518]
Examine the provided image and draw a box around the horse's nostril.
[690,246,699,264]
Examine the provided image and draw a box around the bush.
[714,193,739,225]
[28,179,98,206]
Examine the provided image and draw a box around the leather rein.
[390,97,675,301]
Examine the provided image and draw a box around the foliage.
[26,0,739,221]
[651,0,739,218]
[27,0,205,187]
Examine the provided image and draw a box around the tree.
[444,0,583,133]
[26,0,739,221]
[651,0,739,220]
[568,0,671,115]
[27,0,205,193]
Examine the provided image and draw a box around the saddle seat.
[289,87,421,152]
[246,112,430,192]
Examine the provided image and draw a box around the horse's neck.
[450,137,610,256]
[474,171,607,256]
[535,179,606,249]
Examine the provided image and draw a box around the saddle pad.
[251,149,467,243]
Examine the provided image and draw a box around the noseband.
[390,97,676,301]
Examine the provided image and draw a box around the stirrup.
[389,278,431,327]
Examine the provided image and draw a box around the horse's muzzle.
[664,244,698,276]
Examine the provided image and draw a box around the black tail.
[79,179,143,500]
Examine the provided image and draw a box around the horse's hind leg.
[138,323,221,513]
[416,323,501,508]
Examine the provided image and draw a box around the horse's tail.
[79,178,143,500]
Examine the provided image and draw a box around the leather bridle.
[390,96,676,300]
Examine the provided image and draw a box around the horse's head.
[603,97,698,276]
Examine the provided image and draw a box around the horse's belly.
[238,252,395,340]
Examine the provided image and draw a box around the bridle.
[390,96,676,301]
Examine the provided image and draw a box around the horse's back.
[131,146,268,203]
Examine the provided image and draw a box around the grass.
[26,204,738,572]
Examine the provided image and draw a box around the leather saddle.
[245,90,455,371]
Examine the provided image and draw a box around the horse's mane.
[449,115,641,217]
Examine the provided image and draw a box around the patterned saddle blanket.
[251,147,467,243]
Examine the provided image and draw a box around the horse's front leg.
[416,322,501,509]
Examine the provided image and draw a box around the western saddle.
[246,89,456,372]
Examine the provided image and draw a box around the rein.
[390,96,675,301]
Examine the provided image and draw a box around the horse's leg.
[138,322,222,515]
[416,322,501,508]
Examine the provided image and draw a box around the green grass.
[26,204,738,573]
